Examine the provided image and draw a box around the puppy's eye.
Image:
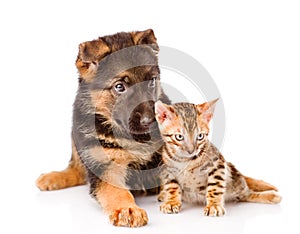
[148,76,156,88]
[175,134,184,141]
[114,83,126,93]
[197,133,205,141]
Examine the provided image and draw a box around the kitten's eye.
[197,133,205,141]
[175,134,184,141]
[114,83,126,93]
[148,76,156,88]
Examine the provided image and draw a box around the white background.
[0,0,299,233]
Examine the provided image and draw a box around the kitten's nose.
[187,145,195,155]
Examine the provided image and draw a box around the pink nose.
[186,145,195,155]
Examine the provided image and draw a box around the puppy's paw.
[36,172,70,191]
[109,206,148,227]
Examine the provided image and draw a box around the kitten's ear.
[196,98,219,123]
[154,101,175,125]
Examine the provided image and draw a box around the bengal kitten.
[155,99,281,216]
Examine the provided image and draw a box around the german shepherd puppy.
[36,29,170,227]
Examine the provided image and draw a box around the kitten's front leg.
[204,163,226,216]
[160,179,182,214]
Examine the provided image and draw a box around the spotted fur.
[155,100,281,216]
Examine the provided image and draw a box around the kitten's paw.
[160,201,181,214]
[157,191,165,202]
[109,206,148,227]
[246,190,282,204]
[271,193,282,204]
[204,204,226,217]
[265,191,282,204]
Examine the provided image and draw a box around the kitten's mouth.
[190,155,198,160]
[186,154,199,161]
[172,154,198,162]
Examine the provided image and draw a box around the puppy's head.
[76,29,169,139]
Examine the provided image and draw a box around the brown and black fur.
[36,29,170,227]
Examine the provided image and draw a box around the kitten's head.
[154,99,218,160]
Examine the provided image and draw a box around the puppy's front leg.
[95,181,148,227]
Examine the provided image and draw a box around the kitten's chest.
[169,164,209,203]
[177,168,207,192]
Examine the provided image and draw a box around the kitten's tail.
[244,176,278,192]
[243,176,281,204]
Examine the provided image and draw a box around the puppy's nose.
[140,116,155,127]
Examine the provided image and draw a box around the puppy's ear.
[75,39,110,81]
[131,29,159,51]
